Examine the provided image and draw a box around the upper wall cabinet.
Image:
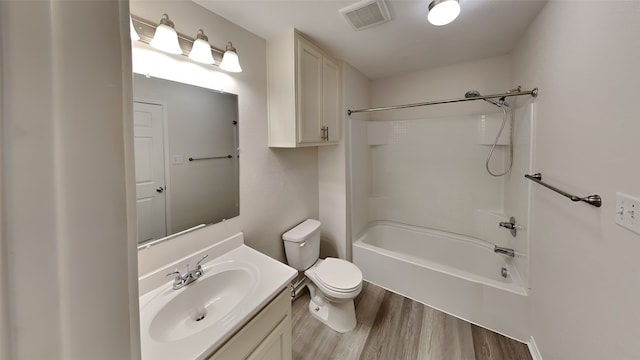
[267,29,342,147]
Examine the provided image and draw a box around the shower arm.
[346,88,538,115]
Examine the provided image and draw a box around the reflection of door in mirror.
[134,102,168,243]
[133,74,240,247]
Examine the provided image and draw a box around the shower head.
[464,89,504,107]
[465,90,481,98]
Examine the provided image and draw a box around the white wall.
[131,0,319,274]
[319,62,371,260]
[512,2,640,359]
[1,1,138,359]
[0,8,7,357]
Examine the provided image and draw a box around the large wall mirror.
[133,73,239,245]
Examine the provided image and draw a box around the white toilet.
[283,219,363,333]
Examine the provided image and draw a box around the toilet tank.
[282,219,321,271]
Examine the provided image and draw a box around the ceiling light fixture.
[188,29,215,64]
[219,42,242,73]
[427,0,460,26]
[149,13,182,54]
[130,16,140,41]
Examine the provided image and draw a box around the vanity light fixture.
[149,13,182,54]
[427,0,460,26]
[219,42,242,73]
[188,29,215,64]
[130,16,140,41]
[131,14,243,73]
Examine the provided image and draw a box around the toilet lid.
[314,258,362,291]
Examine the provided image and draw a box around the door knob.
[156,187,165,193]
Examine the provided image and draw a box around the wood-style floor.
[292,282,532,360]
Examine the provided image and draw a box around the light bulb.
[188,30,215,64]
[219,42,242,73]
[149,14,182,55]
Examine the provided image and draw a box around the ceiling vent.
[339,0,391,31]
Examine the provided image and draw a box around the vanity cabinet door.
[207,289,292,360]
[246,318,291,360]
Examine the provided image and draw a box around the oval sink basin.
[142,260,259,343]
[138,243,297,360]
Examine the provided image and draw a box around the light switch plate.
[172,155,184,165]
[615,192,640,235]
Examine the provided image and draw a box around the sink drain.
[194,312,207,322]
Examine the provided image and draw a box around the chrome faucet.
[494,246,515,257]
[166,254,208,290]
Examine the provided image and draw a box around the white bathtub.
[353,221,530,341]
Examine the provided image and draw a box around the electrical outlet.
[615,192,640,235]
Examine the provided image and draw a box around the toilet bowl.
[283,219,363,333]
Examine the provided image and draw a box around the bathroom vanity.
[138,233,297,360]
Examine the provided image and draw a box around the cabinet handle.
[320,126,328,141]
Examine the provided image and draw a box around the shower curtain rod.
[346,88,538,116]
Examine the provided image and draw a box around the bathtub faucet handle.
[498,222,515,230]
[498,216,518,237]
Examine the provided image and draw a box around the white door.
[134,101,167,243]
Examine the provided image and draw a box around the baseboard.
[528,336,543,360]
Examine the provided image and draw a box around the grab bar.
[189,155,233,161]
[524,173,602,207]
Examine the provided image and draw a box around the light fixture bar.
[131,14,226,64]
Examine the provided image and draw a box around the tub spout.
[494,246,515,257]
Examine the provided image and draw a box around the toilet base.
[308,294,357,333]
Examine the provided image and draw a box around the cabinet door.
[322,57,340,143]
[296,38,323,144]
[207,289,291,360]
[246,318,292,360]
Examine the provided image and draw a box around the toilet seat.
[305,258,363,299]
[315,258,362,292]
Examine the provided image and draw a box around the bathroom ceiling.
[195,0,547,79]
